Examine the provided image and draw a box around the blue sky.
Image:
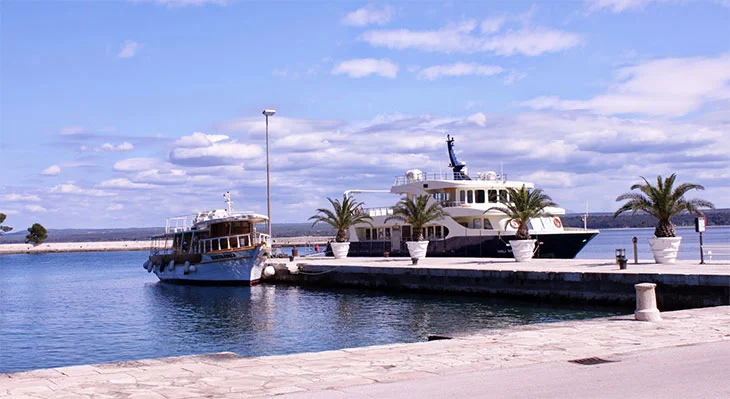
[1,0,729,229]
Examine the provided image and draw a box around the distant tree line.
[562,208,730,229]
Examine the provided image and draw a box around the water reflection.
[1,251,625,373]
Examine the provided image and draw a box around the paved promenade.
[2,306,729,398]
[284,256,730,274]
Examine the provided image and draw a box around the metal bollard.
[615,248,627,269]
[635,283,661,321]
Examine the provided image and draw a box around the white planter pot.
[406,241,429,260]
[330,242,350,259]
[509,240,536,262]
[648,237,682,264]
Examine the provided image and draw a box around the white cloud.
[521,54,730,117]
[117,40,139,59]
[50,182,113,197]
[504,70,528,85]
[41,165,61,176]
[60,126,85,136]
[3,194,41,202]
[98,142,134,152]
[169,132,262,166]
[362,21,580,56]
[98,178,155,190]
[175,132,229,147]
[332,58,398,78]
[587,0,658,13]
[342,5,394,26]
[114,157,166,172]
[467,112,487,127]
[417,62,503,80]
[25,205,47,213]
[483,27,581,56]
[481,16,506,34]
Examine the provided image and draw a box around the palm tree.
[309,195,373,242]
[614,174,714,237]
[385,195,447,241]
[487,186,557,240]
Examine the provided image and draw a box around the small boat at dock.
[143,193,271,285]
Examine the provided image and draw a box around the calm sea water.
[576,226,729,261]
[3,227,724,373]
[0,249,626,373]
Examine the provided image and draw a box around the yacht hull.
[150,246,268,285]
[346,231,598,259]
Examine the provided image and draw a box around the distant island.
[1,209,727,244]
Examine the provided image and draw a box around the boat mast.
[224,191,233,214]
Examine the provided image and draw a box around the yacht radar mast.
[446,135,470,180]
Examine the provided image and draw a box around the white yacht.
[143,193,271,285]
[344,135,598,259]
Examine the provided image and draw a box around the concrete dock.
[269,257,730,309]
[2,305,729,398]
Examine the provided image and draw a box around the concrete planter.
[330,242,350,259]
[406,241,429,260]
[648,237,682,264]
[509,239,536,262]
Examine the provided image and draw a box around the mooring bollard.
[635,283,661,321]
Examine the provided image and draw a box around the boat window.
[499,190,509,203]
[488,190,498,203]
[467,190,474,203]
[475,190,485,203]
[365,229,371,240]
[459,190,466,203]
[385,228,391,238]
[473,218,481,229]
[443,227,449,236]
[527,220,534,230]
[483,219,494,230]
[435,225,442,238]
[377,228,385,239]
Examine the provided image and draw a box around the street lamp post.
[262,109,276,239]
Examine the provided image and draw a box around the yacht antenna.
[582,201,588,230]
[224,191,233,214]
[500,161,504,181]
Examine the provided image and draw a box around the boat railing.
[197,232,271,254]
[165,214,196,233]
[393,172,507,185]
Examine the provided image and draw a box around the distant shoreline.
[0,241,152,255]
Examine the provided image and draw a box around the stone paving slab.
[2,306,729,398]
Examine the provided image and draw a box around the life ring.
[509,220,520,229]
[553,218,563,228]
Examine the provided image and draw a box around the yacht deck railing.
[393,172,507,186]
[198,232,271,254]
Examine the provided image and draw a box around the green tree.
[486,186,557,240]
[614,174,715,237]
[0,213,12,235]
[385,195,447,241]
[25,223,48,245]
[309,195,373,242]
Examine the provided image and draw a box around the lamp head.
[262,109,276,116]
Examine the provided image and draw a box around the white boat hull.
[150,246,268,285]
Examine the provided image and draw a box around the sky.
[1,0,729,229]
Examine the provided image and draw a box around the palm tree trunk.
[336,229,347,242]
[654,220,676,238]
